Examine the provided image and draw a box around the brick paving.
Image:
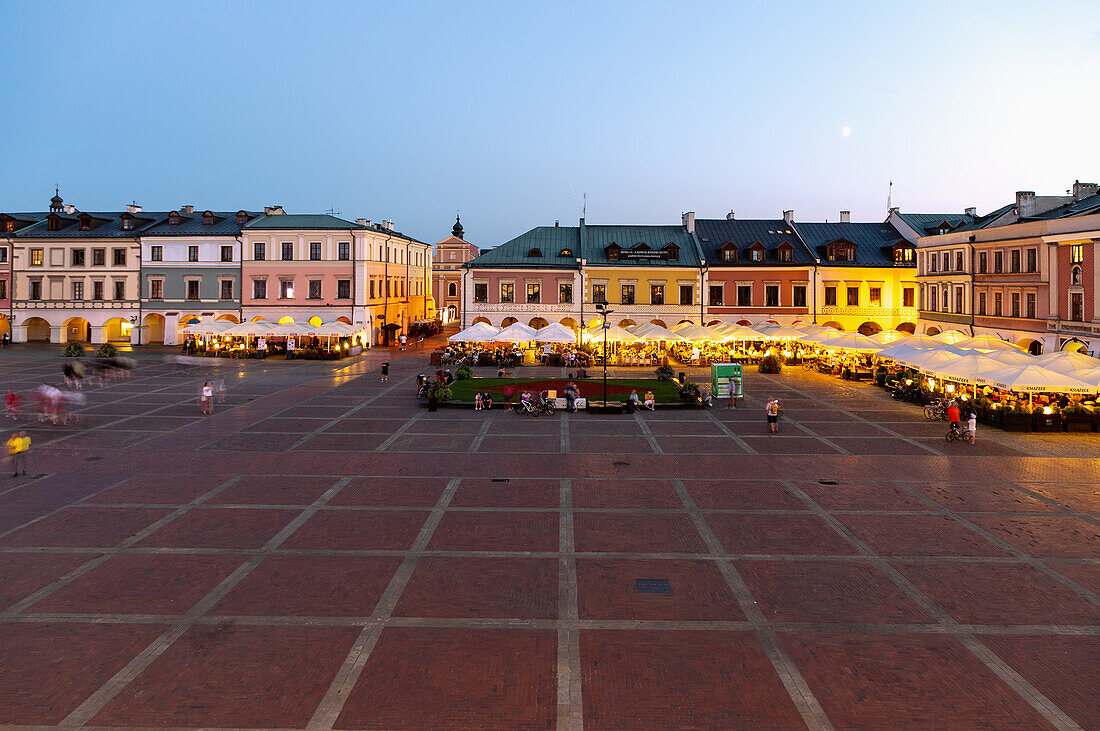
[0,346,1096,729]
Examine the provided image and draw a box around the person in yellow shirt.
[7,431,29,477]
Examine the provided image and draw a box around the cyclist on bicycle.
[946,399,961,431]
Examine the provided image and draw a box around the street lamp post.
[595,303,613,408]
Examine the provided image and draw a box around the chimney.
[839,210,850,223]
[356,218,370,227]
[681,211,695,233]
[126,202,142,214]
[1015,191,1036,218]
[554,220,559,227]
[180,205,194,214]
[726,210,735,220]
[782,209,794,224]
[888,206,899,215]
[263,205,285,215]
[964,207,977,217]
[63,204,76,215]
[382,219,394,231]
[1072,180,1099,201]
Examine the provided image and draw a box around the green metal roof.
[244,214,364,230]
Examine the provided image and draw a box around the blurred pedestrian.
[5,390,21,420]
[201,382,214,415]
[766,398,780,433]
[7,430,29,477]
[380,361,390,382]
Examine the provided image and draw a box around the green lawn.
[447,377,684,403]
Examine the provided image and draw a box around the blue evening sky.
[2,0,1098,246]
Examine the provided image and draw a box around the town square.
[1,1,1098,729]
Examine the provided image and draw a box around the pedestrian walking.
[766,398,780,433]
[1,331,9,347]
[7,430,29,477]
[399,333,407,351]
[967,410,977,445]
[201,382,214,415]
[380,361,390,382]
[5,390,21,420]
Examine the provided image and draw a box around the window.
[978,252,987,273]
[709,285,723,306]
[1026,292,1036,319]
[942,288,949,311]
[1026,249,1036,273]
[824,286,837,307]
[994,251,1003,273]
[994,292,1003,316]
[113,249,126,266]
[737,285,753,306]
[793,285,807,307]
[237,211,248,226]
[558,248,574,258]
[1071,292,1084,321]
[337,279,351,299]
[221,246,233,262]
[121,218,133,230]
[47,215,61,231]
[92,281,103,300]
[369,279,376,299]
[847,286,859,306]
[1011,292,1020,318]
[1071,266,1082,286]
[92,248,105,266]
[927,287,935,312]
[978,292,986,315]
[500,283,514,303]
[188,246,199,262]
[559,283,572,303]
[29,281,41,300]
[202,211,214,225]
[474,283,488,302]
[621,284,635,305]
[150,279,163,299]
[894,245,914,264]
[1011,250,1021,273]
[386,280,391,297]
[71,249,85,266]
[765,285,779,307]
[956,288,964,313]
[526,283,540,303]
[30,249,43,266]
[679,285,693,305]
[308,280,322,299]
[280,280,294,299]
[650,284,664,305]
[114,281,125,300]
[955,251,963,271]
[870,287,882,306]
[71,281,83,300]
[338,242,350,261]
[220,280,233,300]
[253,279,267,299]
[281,242,294,261]
[750,247,764,262]
[778,246,793,263]
[1070,244,1084,263]
[942,252,950,271]
[722,246,737,262]
[902,287,914,308]
[254,242,266,261]
[826,242,855,261]
[930,255,938,273]
[168,211,180,225]
[526,248,542,257]
[592,284,606,304]
[310,242,321,261]
[186,280,200,300]
[0,281,6,299]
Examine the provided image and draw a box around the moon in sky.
[842,125,852,137]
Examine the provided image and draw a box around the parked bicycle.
[924,399,948,421]
[512,391,556,417]
[946,421,971,442]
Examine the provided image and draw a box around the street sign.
[712,363,743,400]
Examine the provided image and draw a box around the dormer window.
[825,239,856,262]
[606,243,621,261]
[47,214,62,231]
[893,243,915,264]
[632,243,650,251]
[202,211,215,226]
[78,213,92,231]
[778,241,794,263]
[558,248,574,257]
[663,243,679,261]
[120,214,134,231]
[720,242,737,262]
[236,211,249,225]
[749,241,766,263]
[168,212,180,225]
[526,248,543,257]
[2,219,12,233]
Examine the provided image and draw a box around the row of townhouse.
[913,182,1100,355]
[0,194,432,345]
[461,210,923,336]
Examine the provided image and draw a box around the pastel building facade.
[432,216,479,325]
[140,208,255,345]
[356,220,433,345]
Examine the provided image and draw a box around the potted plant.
[1063,403,1093,433]
[758,354,783,374]
[1033,405,1063,433]
[1001,404,1032,432]
[63,342,84,357]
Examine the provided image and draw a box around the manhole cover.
[85,456,103,462]
[612,461,630,467]
[491,478,510,483]
[818,480,838,485]
[635,578,672,594]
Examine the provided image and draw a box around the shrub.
[96,343,119,358]
[63,342,84,357]
[456,365,474,380]
[758,354,783,374]
[654,364,675,381]
[429,380,453,403]
[678,380,701,403]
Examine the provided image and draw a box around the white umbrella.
[981,363,1095,394]
[181,320,236,334]
[630,322,683,341]
[875,343,928,362]
[267,321,317,336]
[955,335,1023,352]
[870,331,910,345]
[713,325,761,340]
[448,322,499,342]
[985,349,1035,366]
[1034,350,1100,374]
[932,330,968,344]
[531,322,578,343]
[927,353,1003,385]
[898,333,948,349]
[492,322,538,342]
[675,323,719,341]
[818,334,886,353]
[800,330,846,345]
[314,322,356,336]
[761,326,807,340]
[584,324,639,343]
[225,321,274,336]
[899,345,973,370]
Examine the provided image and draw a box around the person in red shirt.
[946,400,961,428]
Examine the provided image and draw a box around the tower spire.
[452,213,464,240]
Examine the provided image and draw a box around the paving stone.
[428,511,558,552]
[706,513,858,555]
[794,480,930,511]
[577,558,744,621]
[449,479,559,508]
[282,510,429,551]
[394,556,558,619]
[572,479,682,509]
[837,514,1011,557]
[327,477,449,507]
[969,516,1100,558]
[686,479,807,510]
[0,552,93,609]
[0,507,170,548]
[573,512,707,553]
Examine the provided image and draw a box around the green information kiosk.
[711,363,744,402]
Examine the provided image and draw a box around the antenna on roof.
[583,193,587,219]
[886,180,893,214]
[325,206,340,216]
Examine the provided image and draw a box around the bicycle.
[945,422,971,442]
[924,399,947,421]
